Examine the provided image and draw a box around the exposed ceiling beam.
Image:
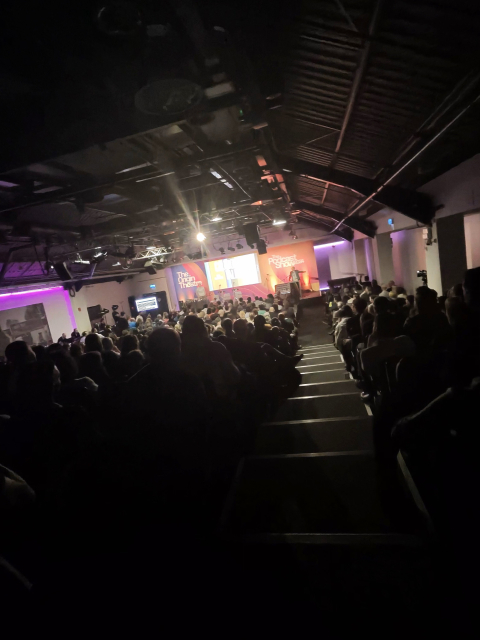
[321,0,383,207]
[297,214,353,242]
[280,155,435,224]
[296,201,377,237]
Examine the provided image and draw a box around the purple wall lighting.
[313,241,345,249]
[0,286,63,298]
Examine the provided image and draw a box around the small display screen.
[135,296,158,312]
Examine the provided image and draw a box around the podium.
[275,282,295,296]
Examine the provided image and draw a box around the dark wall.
[437,214,467,292]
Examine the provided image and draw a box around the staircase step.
[299,369,350,383]
[293,380,355,396]
[270,393,367,421]
[255,417,373,454]
[221,452,421,536]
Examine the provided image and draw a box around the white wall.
[374,233,395,285]
[130,272,173,309]
[391,227,426,294]
[464,212,480,269]
[70,279,135,331]
[328,241,356,279]
[425,222,442,294]
[0,288,76,341]
[418,153,480,219]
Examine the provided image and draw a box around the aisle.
[219,302,445,632]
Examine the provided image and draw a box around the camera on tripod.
[417,269,428,286]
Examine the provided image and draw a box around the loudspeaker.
[244,223,260,247]
[257,239,267,255]
[144,260,157,275]
[53,261,72,281]
[128,295,137,316]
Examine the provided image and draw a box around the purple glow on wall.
[0,286,63,298]
[313,241,345,249]
[63,289,77,331]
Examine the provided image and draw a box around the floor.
[219,302,453,633]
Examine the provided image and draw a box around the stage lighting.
[273,219,287,226]
[211,216,222,222]
[196,232,206,242]
[236,243,243,250]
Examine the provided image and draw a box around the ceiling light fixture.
[313,241,345,249]
[210,170,222,179]
[211,216,222,222]
[196,232,206,242]
[146,246,156,250]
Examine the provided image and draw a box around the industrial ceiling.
[1,0,480,287]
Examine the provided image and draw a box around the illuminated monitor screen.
[135,296,158,312]
[204,253,261,291]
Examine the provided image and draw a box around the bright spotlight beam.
[196,232,206,242]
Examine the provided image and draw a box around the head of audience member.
[101,337,114,352]
[374,312,397,341]
[233,318,248,340]
[445,296,469,330]
[121,334,139,356]
[247,297,252,303]
[338,305,353,319]
[5,341,36,368]
[254,315,266,330]
[78,352,109,386]
[49,349,78,385]
[352,297,368,315]
[254,296,259,302]
[31,344,46,361]
[438,295,447,313]
[259,304,266,311]
[270,317,281,327]
[406,294,415,308]
[221,318,234,338]
[448,283,464,299]
[85,333,103,353]
[145,327,181,367]
[182,315,209,345]
[415,286,438,315]
[123,350,145,377]
[372,296,390,315]
[70,342,84,361]
[15,360,57,414]
[463,267,480,313]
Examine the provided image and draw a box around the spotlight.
[273,219,287,226]
[211,216,222,222]
[236,243,243,250]
[146,245,156,250]
[196,232,206,242]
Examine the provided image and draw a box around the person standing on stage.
[289,267,305,302]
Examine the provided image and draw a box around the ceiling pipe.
[332,89,480,232]
[322,0,384,207]
[374,70,480,183]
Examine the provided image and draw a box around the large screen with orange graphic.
[204,253,261,290]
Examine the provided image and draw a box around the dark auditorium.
[1,1,480,634]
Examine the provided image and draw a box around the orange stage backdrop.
[257,240,318,293]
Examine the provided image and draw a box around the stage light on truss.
[196,232,206,242]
